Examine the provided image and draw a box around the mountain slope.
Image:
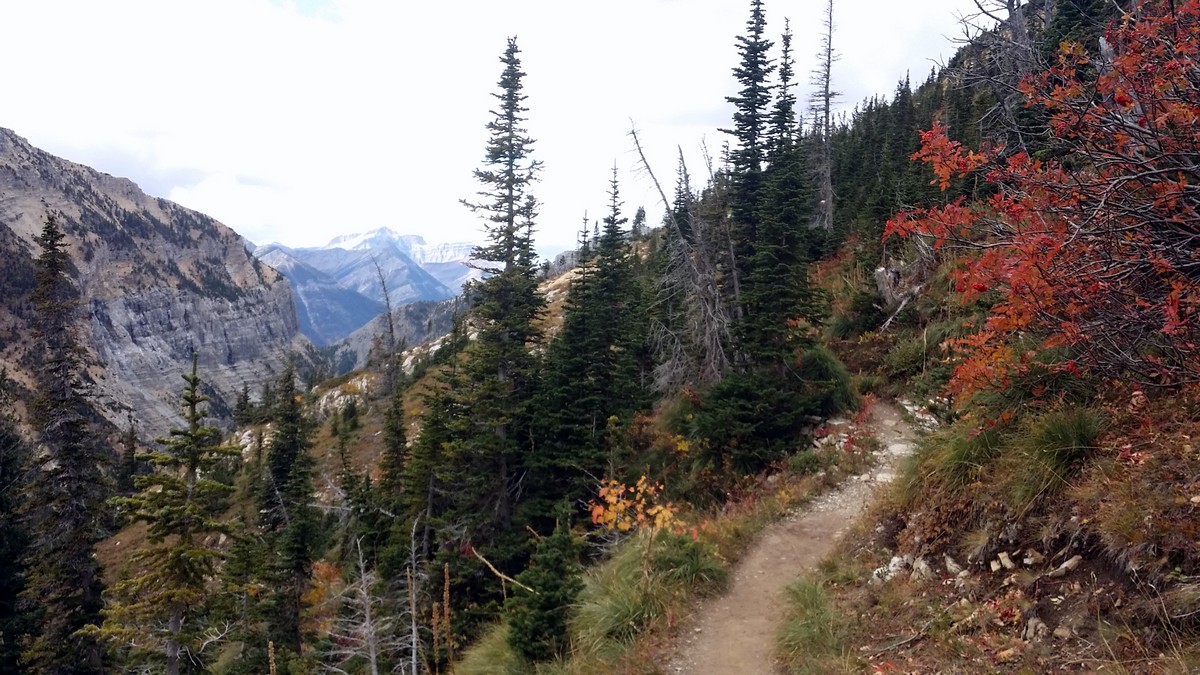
[0,127,308,438]
[254,246,384,347]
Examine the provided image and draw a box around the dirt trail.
[667,401,918,675]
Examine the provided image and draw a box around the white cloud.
[2,0,974,255]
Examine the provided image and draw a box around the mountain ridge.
[0,126,309,439]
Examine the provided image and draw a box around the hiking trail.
[667,400,919,674]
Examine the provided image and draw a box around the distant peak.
[324,227,411,250]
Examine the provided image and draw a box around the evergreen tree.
[454,35,545,535]
[115,415,139,496]
[741,19,830,366]
[92,354,241,674]
[19,214,108,674]
[531,168,647,521]
[441,35,547,641]
[631,205,647,239]
[721,0,776,306]
[505,515,582,663]
[254,363,318,661]
[0,374,30,673]
[233,383,254,426]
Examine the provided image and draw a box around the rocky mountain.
[252,228,481,346]
[329,229,483,293]
[0,127,308,439]
[253,246,384,347]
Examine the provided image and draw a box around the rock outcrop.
[0,127,308,438]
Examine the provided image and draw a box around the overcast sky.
[3,0,978,257]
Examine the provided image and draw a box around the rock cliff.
[0,127,308,438]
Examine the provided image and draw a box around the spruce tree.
[20,214,108,674]
[92,354,241,674]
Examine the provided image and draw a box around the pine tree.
[454,35,545,535]
[530,168,647,521]
[441,34,547,641]
[91,354,241,674]
[20,214,108,674]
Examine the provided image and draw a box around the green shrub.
[651,532,728,596]
[795,346,859,417]
[852,374,886,396]
[829,291,886,339]
[571,531,727,657]
[788,450,825,475]
[457,623,526,675]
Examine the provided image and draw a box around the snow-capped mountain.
[253,228,481,346]
[323,227,483,292]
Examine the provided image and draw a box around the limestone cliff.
[0,127,308,438]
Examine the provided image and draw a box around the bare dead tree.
[810,0,840,231]
[321,538,421,675]
[948,0,1048,152]
[630,124,734,392]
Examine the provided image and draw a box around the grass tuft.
[1005,408,1100,513]
[775,579,856,674]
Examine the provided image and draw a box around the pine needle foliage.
[93,354,241,674]
[19,214,108,673]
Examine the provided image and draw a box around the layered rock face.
[0,127,307,438]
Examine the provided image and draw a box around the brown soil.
[667,401,917,674]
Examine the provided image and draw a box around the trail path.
[667,401,918,675]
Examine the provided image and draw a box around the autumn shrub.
[888,0,1200,402]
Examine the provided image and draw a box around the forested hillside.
[2,0,1198,672]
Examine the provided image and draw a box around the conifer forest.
[2,0,1200,672]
